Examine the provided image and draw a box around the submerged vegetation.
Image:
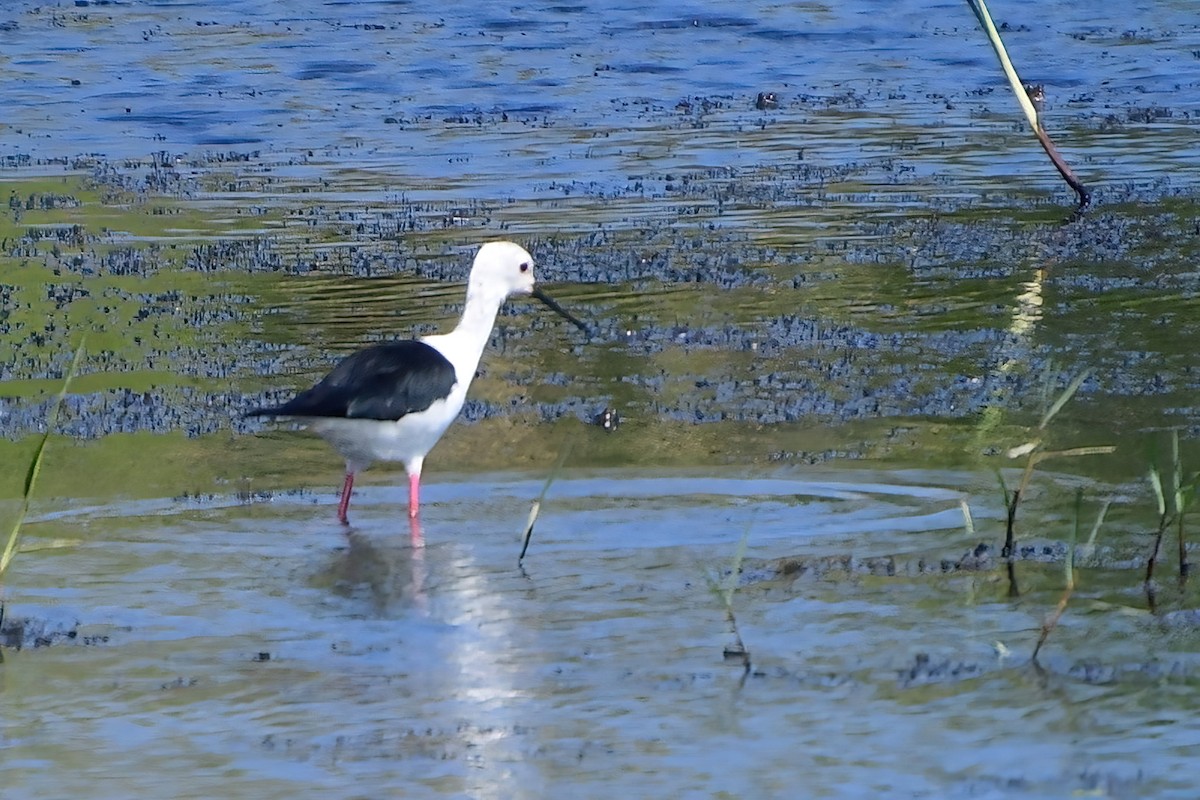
[1145,430,1199,607]
[3,150,1200,668]
[996,371,1115,597]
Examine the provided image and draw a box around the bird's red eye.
[519,262,530,273]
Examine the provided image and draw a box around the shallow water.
[3,0,1200,797]
[7,471,1199,798]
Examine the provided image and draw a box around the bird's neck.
[431,283,506,377]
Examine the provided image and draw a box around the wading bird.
[248,241,587,524]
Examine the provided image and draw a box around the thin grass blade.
[517,436,575,564]
[1084,499,1111,553]
[1149,465,1166,518]
[1171,429,1183,515]
[1038,370,1090,430]
[1,339,86,579]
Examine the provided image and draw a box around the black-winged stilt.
[248,241,587,524]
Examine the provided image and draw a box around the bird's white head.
[469,240,537,300]
[462,240,588,333]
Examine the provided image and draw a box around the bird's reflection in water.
[310,514,535,798]
[320,519,429,617]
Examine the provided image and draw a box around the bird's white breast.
[307,378,468,473]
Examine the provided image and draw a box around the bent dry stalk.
[1032,489,1108,662]
[965,0,1092,214]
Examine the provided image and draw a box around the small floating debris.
[755,91,779,110]
[593,407,621,432]
[723,643,750,666]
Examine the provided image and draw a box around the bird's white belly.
[305,389,465,473]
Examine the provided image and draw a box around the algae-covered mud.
[3,1,1200,798]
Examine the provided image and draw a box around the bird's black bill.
[531,287,589,333]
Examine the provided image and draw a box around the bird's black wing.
[247,340,457,421]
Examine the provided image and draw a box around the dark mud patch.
[955,772,1147,800]
[724,635,1200,694]
[896,651,1197,688]
[257,722,541,764]
[733,539,1155,585]
[0,605,107,650]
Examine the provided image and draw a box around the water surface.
[2,1,1200,797]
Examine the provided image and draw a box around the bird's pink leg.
[408,472,421,519]
[337,471,355,524]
